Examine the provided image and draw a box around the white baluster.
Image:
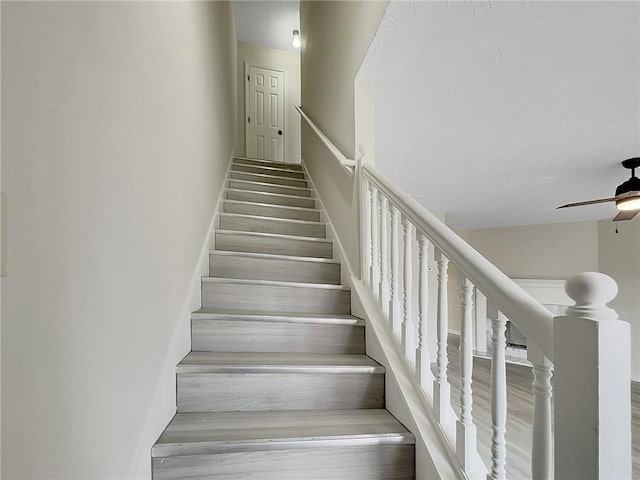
[487,304,507,480]
[555,272,630,480]
[456,274,479,471]
[401,219,415,363]
[528,343,553,480]
[378,194,389,315]
[433,247,452,424]
[362,180,372,286]
[389,204,402,338]
[369,186,379,294]
[416,233,434,394]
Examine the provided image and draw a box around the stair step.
[223,200,321,222]
[233,156,303,172]
[201,277,350,314]
[152,409,412,456]
[219,213,326,238]
[152,410,414,479]
[226,189,316,209]
[229,179,312,197]
[229,170,308,188]
[232,162,306,179]
[191,310,364,353]
[176,353,384,412]
[215,230,333,258]
[209,250,340,284]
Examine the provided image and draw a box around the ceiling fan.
[557,157,640,222]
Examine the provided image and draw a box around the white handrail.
[296,106,356,170]
[362,164,554,360]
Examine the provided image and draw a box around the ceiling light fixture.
[292,29,301,49]
[616,196,640,211]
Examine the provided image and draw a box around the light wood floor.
[444,335,640,479]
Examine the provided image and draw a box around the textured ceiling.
[234,1,300,52]
[360,1,640,229]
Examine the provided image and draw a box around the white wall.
[300,0,388,270]
[236,41,301,164]
[1,2,237,478]
[598,219,640,380]
[459,221,599,279]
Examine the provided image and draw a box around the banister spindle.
[369,186,379,295]
[528,344,553,480]
[487,305,508,480]
[456,274,479,471]
[389,204,402,338]
[416,233,434,393]
[433,248,452,423]
[362,180,372,286]
[378,194,389,315]
[402,218,415,363]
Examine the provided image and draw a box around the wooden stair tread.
[192,309,363,325]
[224,199,320,213]
[152,409,413,457]
[216,229,330,243]
[229,178,311,192]
[202,276,348,290]
[233,156,303,170]
[209,250,339,264]
[178,352,383,372]
[220,212,324,226]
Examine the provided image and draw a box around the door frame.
[244,61,287,162]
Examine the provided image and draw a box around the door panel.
[246,65,285,162]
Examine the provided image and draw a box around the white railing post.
[554,272,631,480]
[456,274,480,471]
[528,342,553,480]
[402,218,415,364]
[433,247,452,424]
[378,194,390,315]
[389,204,402,338]
[487,304,507,480]
[369,186,379,294]
[416,233,434,394]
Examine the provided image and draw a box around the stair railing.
[296,105,631,479]
[360,157,632,480]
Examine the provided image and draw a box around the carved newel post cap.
[565,272,618,307]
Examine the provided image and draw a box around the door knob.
[278,130,283,136]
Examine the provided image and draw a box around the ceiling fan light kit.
[557,157,640,222]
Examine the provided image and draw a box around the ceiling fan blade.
[557,197,618,209]
[613,210,640,222]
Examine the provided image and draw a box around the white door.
[246,65,285,162]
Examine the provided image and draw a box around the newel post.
[554,272,631,480]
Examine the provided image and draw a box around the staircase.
[151,157,416,479]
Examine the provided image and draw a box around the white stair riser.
[228,179,312,197]
[223,201,320,222]
[216,232,332,258]
[153,445,415,480]
[230,171,308,188]
[226,190,316,209]
[220,215,326,239]
[201,282,350,314]
[191,320,364,354]
[177,372,384,412]
[232,163,306,179]
[233,157,303,172]
[209,254,340,284]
